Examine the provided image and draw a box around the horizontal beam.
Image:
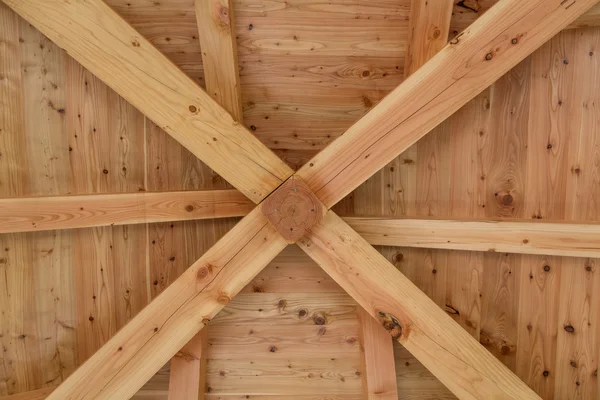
[168,329,206,400]
[0,190,254,234]
[3,192,599,258]
[2,0,293,203]
[299,211,540,399]
[46,207,287,399]
[295,0,599,208]
[344,217,600,258]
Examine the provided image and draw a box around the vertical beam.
[195,0,244,122]
[356,2,455,397]
[358,308,398,400]
[404,0,454,76]
[168,330,207,400]
[166,1,246,396]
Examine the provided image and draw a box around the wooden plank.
[46,207,287,400]
[196,0,243,122]
[65,55,149,363]
[206,322,359,360]
[6,196,600,258]
[168,329,207,400]
[184,1,247,395]
[393,343,455,399]
[242,245,343,293]
[295,0,599,208]
[0,4,76,396]
[205,358,362,395]
[344,217,600,258]
[172,1,248,395]
[298,211,540,400]
[0,387,55,400]
[357,308,397,400]
[404,0,453,76]
[211,292,358,326]
[2,0,293,204]
[0,190,254,234]
[554,258,600,399]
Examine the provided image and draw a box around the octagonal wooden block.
[262,176,326,243]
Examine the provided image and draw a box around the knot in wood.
[378,311,404,341]
[262,176,325,243]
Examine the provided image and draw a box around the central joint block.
[262,176,326,243]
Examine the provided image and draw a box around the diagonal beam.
[46,206,287,400]
[0,190,254,234]
[298,211,541,399]
[295,0,599,208]
[1,0,293,204]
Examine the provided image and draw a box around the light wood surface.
[404,0,453,76]
[169,1,247,394]
[344,217,600,258]
[296,0,599,208]
[0,190,253,234]
[4,191,600,258]
[46,207,287,400]
[2,0,293,203]
[298,211,541,400]
[168,329,207,400]
[451,1,600,35]
[196,0,244,122]
[0,388,55,400]
[357,308,397,400]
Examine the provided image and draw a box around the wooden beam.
[404,0,454,76]
[196,0,244,122]
[167,1,246,396]
[168,329,207,400]
[46,206,287,400]
[295,0,599,208]
[344,217,600,258]
[298,211,540,399]
[452,2,600,34]
[4,194,600,258]
[357,308,398,400]
[2,0,293,204]
[0,190,254,234]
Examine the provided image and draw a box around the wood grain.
[168,329,207,400]
[3,0,293,203]
[0,190,254,234]
[46,207,287,400]
[451,1,600,36]
[196,0,244,122]
[357,308,397,400]
[298,211,540,399]
[262,176,326,242]
[295,0,600,208]
[404,0,453,76]
[344,217,600,258]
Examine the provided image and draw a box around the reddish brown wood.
[262,176,326,242]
